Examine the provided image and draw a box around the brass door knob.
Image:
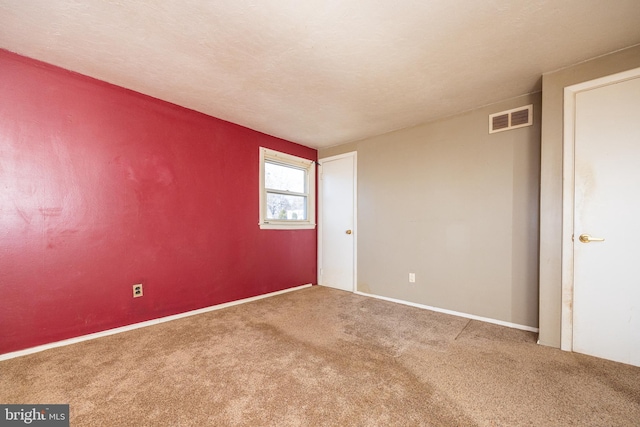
[346,230,352,235]
[579,234,605,243]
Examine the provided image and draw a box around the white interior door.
[318,152,356,292]
[572,74,640,366]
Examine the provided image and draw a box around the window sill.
[259,222,316,230]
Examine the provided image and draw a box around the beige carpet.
[1,286,639,426]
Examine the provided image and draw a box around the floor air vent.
[489,104,533,134]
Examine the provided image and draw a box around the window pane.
[266,193,307,220]
[265,162,305,193]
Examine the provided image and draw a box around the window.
[259,147,316,230]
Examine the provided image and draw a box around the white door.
[572,73,640,366]
[318,152,356,292]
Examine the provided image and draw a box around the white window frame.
[259,147,316,230]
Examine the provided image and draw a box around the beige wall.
[538,44,640,347]
[320,93,541,328]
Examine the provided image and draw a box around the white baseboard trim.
[354,291,539,333]
[0,284,313,362]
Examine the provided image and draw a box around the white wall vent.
[489,104,533,134]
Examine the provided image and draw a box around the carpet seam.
[454,319,472,341]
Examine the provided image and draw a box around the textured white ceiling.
[1,1,639,148]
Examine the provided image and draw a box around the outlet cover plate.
[133,284,143,298]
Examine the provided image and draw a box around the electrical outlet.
[133,284,143,298]
[409,273,416,283]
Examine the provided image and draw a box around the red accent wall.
[0,49,317,355]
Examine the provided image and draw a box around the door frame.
[317,151,357,292]
[560,66,640,351]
